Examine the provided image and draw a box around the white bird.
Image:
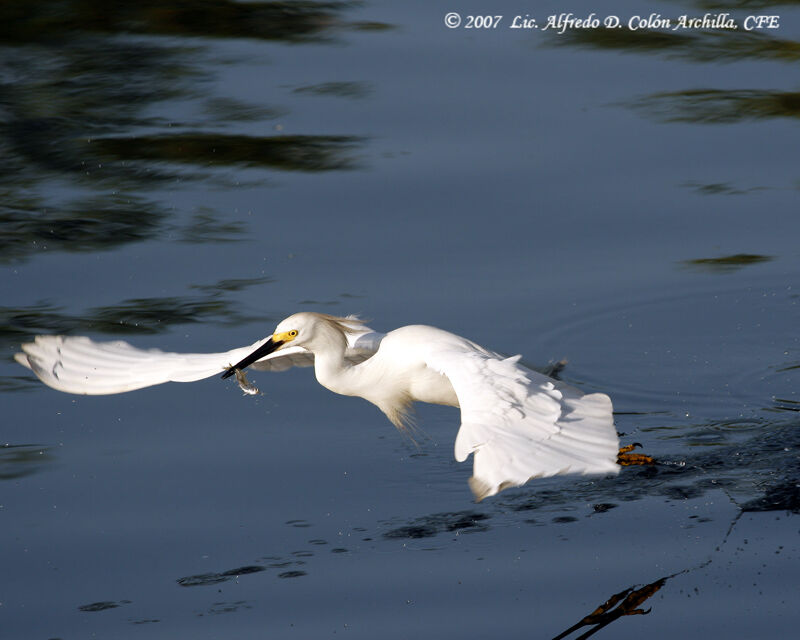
[15,312,620,500]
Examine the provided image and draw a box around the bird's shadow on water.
[549,478,799,640]
[381,417,800,534]
[157,417,800,635]
[519,416,799,639]
[376,415,800,638]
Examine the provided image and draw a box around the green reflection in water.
[632,88,800,123]
[293,81,373,99]
[549,26,800,64]
[93,134,365,172]
[0,194,256,263]
[203,98,286,122]
[542,19,800,131]
[0,444,55,480]
[0,0,376,263]
[0,194,166,263]
[189,277,276,294]
[682,253,773,272]
[0,277,273,354]
[683,181,768,196]
[700,0,800,10]
[0,0,364,44]
[181,208,248,244]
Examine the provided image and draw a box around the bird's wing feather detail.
[14,335,289,394]
[15,327,384,395]
[424,343,619,501]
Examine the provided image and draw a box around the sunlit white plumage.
[15,312,619,500]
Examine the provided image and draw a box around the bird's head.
[221,312,354,378]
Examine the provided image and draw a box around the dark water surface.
[2,1,799,638]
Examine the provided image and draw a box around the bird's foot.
[617,442,655,466]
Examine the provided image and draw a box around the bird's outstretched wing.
[424,343,619,501]
[15,326,383,395]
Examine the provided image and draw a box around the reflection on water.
[632,88,800,123]
[0,0,373,269]
[553,577,666,640]
[550,27,800,63]
[0,194,166,263]
[0,443,55,480]
[551,460,799,639]
[683,181,768,196]
[182,208,247,244]
[190,277,275,294]
[1,1,798,638]
[0,276,272,353]
[78,600,131,613]
[201,601,253,616]
[177,565,267,587]
[0,0,361,43]
[742,481,800,512]
[547,17,800,129]
[95,133,365,172]
[293,81,373,99]
[156,414,798,636]
[203,97,285,123]
[772,396,799,412]
[363,413,797,542]
[382,511,490,540]
[498,418,800,515]
[0,41,196,182]
[682,253,774,273]
[700,0,800,11]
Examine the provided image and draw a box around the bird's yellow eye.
[273,329,298,342]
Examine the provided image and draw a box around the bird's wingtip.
[14,351,32,370]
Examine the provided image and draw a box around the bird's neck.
[312,338,361,398]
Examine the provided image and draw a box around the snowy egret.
[16,312,627,500]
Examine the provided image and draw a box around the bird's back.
[356,325,464,412]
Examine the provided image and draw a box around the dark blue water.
[2,1,799,638]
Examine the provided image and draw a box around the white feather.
[14,324,383,395]
[396,326,619,500]
[16,313,618,500]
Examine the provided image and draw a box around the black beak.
[221,337,282,379]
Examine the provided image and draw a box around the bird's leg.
[617,442,655,466]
